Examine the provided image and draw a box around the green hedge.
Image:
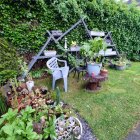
[0,38,21,83]
[0,0,140,60]
[86,0,140,61]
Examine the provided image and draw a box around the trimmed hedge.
[0,38,21,83]
[0,0,140,60]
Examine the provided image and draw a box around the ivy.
[0,0,140,60]
[0,38,21,83]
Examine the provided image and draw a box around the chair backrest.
[46,57,59,70]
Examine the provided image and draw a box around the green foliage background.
[0,38,21,83]
[0,0,140,60]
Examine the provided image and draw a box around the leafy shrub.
[31,69,46,79]
[0,38,21,84]
[0,0,140,60]
[0,94,8,116]
[0,106,57,139]
[0,106,41,140]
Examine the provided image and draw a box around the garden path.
[125,122,140,140]
[78,114,97,140]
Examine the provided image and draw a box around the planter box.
[70,46,80,52]
[90,31,105,37]
[51,30,62,37]
[44,50,56,57]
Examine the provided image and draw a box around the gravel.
[77,114,97,140]
[125,122,140,140]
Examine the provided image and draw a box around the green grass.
[35,62,140,140]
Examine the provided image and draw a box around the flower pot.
[40,87,48,95]
[16,86,23,92]
[100,69,108,77]
[26,81,34,91]
[87,63,102,76]
[115,65,126,70]
[70,46,80,51]
[90,31,105,37]
[44,50,56,57]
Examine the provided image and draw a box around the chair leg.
[77,72,80,82]
[63,77,67,92]
[73,69,76,78]
[52,78,55,90]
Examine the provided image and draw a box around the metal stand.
[22,17,91,79]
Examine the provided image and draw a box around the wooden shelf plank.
[32,55,62,59]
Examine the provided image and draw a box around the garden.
[0,0,140,140]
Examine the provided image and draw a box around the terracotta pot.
[100,69,108,76]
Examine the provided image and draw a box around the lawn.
[36,62,140,140]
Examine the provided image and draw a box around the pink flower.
[91,72,95,78]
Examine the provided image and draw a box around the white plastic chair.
[46,57,69,92]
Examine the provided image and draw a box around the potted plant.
[70,41,80,51]
[114,54,128,70]
[100,67,108,77]
[26,73,34,91]
[80,37,107,76]
[115,60,126,70]
[71,41,77,47]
